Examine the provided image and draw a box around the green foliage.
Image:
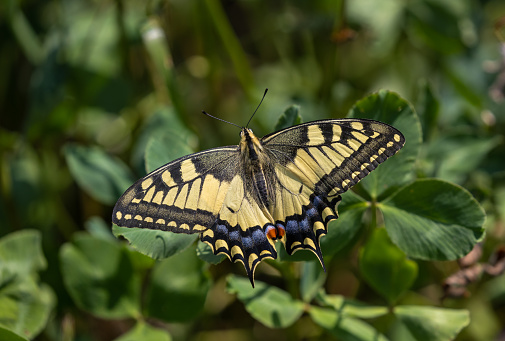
[113,322,171,341]
[2,0,504,339]
[227,276,305,328]
[274,105,302,131]
[393,306,470,341]
[145,246,210,322]
[359,228,418,304]
[63,144,135,205]
[112,225,197,260]
[382,179,486,260]
[60,232,143,319]
[0,231,55,340]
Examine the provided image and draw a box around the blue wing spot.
[216,224,228,235]
[312,195,324,208]
[286,219,299,234]
[299,217,311,233]
[306,206,318,218]
[252,229,267,244]
[241,236,253,249]
[229,230,240,242]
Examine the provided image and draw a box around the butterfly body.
[113,119,405,286]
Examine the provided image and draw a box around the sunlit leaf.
[394,305,470,341]
[317,293,389,319]
[0,326,29,341]
[227,275,304,328]
[0,278,55,339]
[114,322,171,341]
[112,225,197,260]
[309,306,390,341]
[381,179,486,261]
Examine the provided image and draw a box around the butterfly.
[113,116,405,286]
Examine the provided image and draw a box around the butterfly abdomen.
[240,128,277,208]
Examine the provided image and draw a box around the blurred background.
[1,0,505,340]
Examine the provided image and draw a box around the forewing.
[263,118,405,197]
[113,147,239,233]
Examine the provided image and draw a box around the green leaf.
[112,225,197,260]
[145,134,194,174]
[227,275,304,328]
[114,322,171,341]
[359,228,418,303]
[348,90,422,198]
[0,231,55,339]
[0,278,56,340]
[145,246,210,322]
[416,81,440,142]
[381,179,486,261]
[60,233,141,319]
[317,294,389,319]
[130,106,197,175]
[85,216,115,240]
[274,105,302,131]
[394,305,470,341]
[196,241,226,265]
[425,136,501,184]
[63,144,135,205]
[0,230,46,275]
[300,261,326,303]
[321,190,369,257]
[0,326,29,341]
[309,306,390,341]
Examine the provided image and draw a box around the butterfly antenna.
[201,111,242,129]
[246,88,268,128]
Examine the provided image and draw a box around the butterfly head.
[239,127,264,161]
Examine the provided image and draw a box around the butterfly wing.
[113,146,240,233]
[201,179,278,286]
[262,119,405,263]
[113,145,277,285]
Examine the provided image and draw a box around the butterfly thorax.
[239,128,276,208]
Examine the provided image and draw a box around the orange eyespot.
[266,224,286,240]
[266,226,277,240]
